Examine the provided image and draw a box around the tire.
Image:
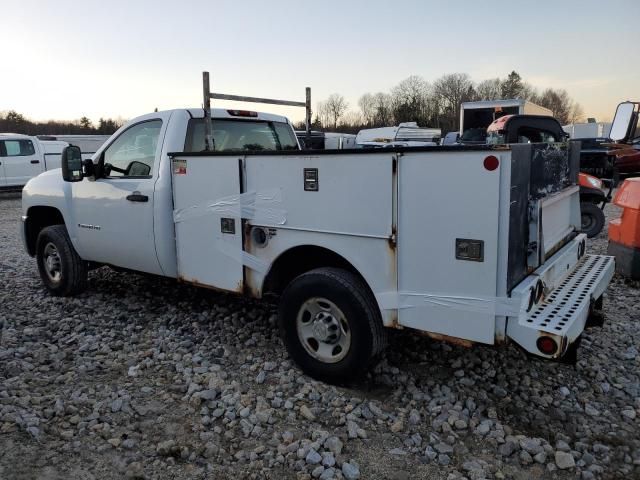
[278,267,386,384]
[580,202,605,238]
[36,225,88,296]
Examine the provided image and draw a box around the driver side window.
[103,120,162,177]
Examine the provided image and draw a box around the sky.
[1,0,639,125]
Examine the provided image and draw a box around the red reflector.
[536,336,558,355]
[227,109,258,117]
[484,155,499,171]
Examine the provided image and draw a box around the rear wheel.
[36,225,88,296]
[580,202,605,238]
[278,268,386,383]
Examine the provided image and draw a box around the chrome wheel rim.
[296,297,351,363]
[43,242,62,282]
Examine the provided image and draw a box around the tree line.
[305,71,585,133]
[0,111,123,136]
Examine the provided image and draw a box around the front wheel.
[36,225,88,296]
[278,268,386,384]
[580,202,606,238]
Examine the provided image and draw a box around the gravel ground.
[1,191,639,480]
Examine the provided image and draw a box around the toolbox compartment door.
[396,151,503,344]
[171,155,244,292]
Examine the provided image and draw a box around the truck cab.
[22,108,299,277]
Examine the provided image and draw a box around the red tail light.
[536,336,558,355]
[227,110,258,117]
[483,155,499,171]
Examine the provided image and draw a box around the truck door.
[0,139,43,186]
[70,117,168,275]
[171,154,244,292]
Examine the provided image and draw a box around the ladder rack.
[202,71,311,151]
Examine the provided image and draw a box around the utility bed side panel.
[244,153,393,237]
[243,153,395,325]
[396,151,504,344]
[171,156,244,292]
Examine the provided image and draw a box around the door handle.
[126,192,148,202]
[31,160,40,164]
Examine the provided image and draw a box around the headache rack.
[202,71,311,151]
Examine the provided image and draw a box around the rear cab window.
[184,119,299,152]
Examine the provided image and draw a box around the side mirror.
[61,145,84,182]
[609,102,637,142]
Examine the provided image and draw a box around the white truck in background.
[0,134,107,189]
[459,99,553,143]
[356,122,441,147]
[20,73,616,384]
[37,135,111,156]
[0,134,67,189]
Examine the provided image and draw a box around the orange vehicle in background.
[605,102,640,279]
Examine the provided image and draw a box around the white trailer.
[460,99,553,138]
[562,122,612,139]
[21,74,615,383]
[295,131,357,150]
[356,122,441,145]
[324,132,357,149]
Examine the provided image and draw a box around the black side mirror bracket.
[83,159,96,178]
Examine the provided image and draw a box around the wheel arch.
[579,186,606,203]
[262,244,373,299]
[25,206,65,256]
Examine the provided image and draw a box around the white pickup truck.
[21,83,617,383]
[0,134,104,189]
[0,134,68,189]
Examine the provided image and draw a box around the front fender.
[22,170,78,247]
[579,185,605,202]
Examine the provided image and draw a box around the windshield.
[185,119,299,152]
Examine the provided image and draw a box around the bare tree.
[535,88,574,124]
[391,76,431,125]
[315,101,332,129]
[358,93,376,127]
[476,78,502,100]
[372,92,393,126]
[308,71,585,132]
[433,73,476,131]
[339,111,363,128]
[325,93,348,129]
[569,102,585,124]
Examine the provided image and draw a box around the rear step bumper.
[507,254,615,359]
